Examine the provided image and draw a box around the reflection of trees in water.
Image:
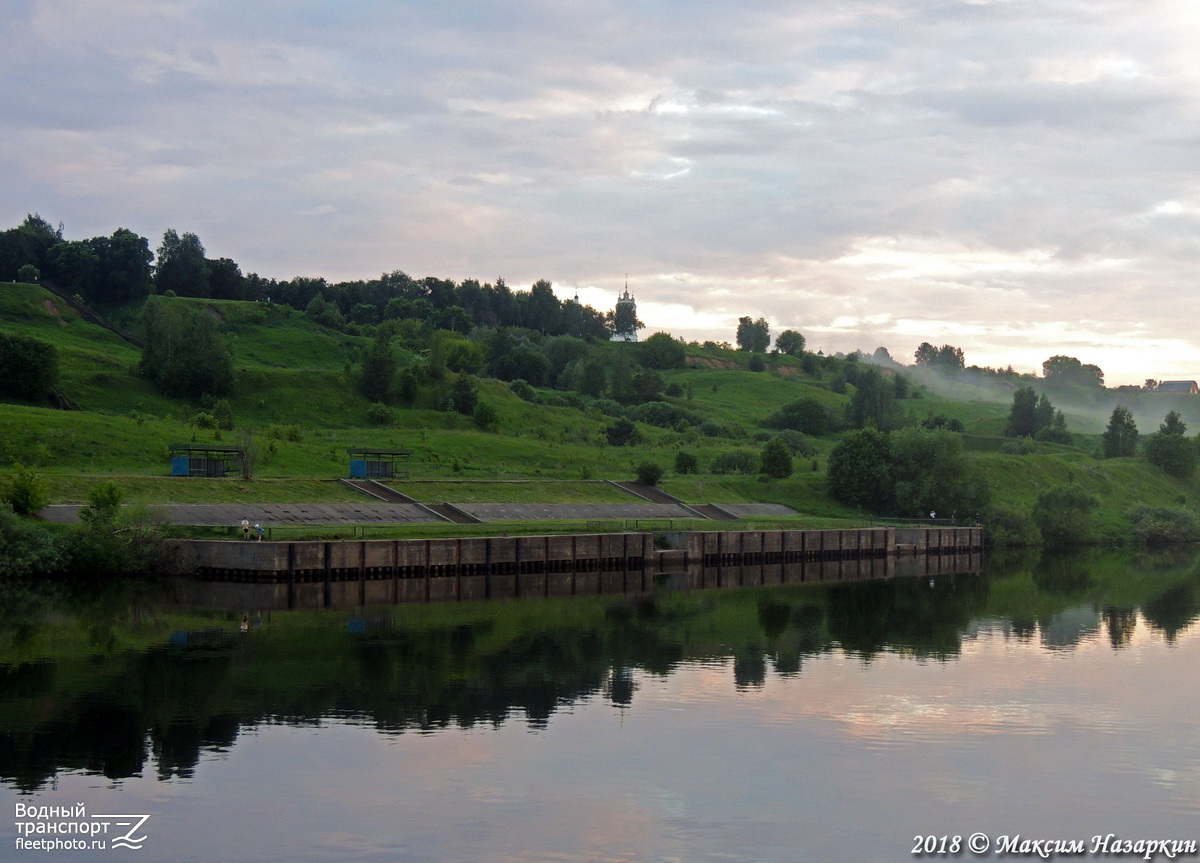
[7,552,1200,792]
[1105,608,1139,648]
[825,573,989,660]
[1142,585,1198,642]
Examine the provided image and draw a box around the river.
[2,547,1199,862]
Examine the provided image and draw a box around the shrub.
[674,451,699,474]
[664,382,684,397]
[999,439,1033,455]
[748,353,766,372]
[509,379,537,402]
[0,332,59,401]
[773,430,816,457]
[79,482,125,528]
[764,397,830,436]
[635,461,664,486]
[1144,432,1197,478]
[2,463,50,516]
[1033,483,1098,546]
[1128,506,1200,544]
[984,505,1041,547]
[710,450,760,475]
[473,401,499,431]
[628,402,703,429]
[760,439,793,478]
[592,399,625,418]
[0,503,63,577]
[606,418,639,446]
[1034,426,1073,445]
[366,402,394,425]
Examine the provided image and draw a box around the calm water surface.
[2,548,1199,862]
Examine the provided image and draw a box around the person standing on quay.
[241,517,250,540]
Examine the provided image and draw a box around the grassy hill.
[3,281,1200,542]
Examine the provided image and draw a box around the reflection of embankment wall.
[173,528,983,610]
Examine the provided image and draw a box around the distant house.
[1157,380,1199,394]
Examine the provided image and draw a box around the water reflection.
[1,546,1199,796]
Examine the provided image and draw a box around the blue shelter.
[347,447,411,479]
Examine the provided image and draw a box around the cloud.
[3,0,1200,383]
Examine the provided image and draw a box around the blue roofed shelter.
[169,443,247,477]
[348,448,411,479]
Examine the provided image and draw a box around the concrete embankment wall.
[174,527,983,610]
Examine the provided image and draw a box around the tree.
[606,418,639,446]
[764,397,830,436]
[208,257,247,300]
[826,429,892,511]
[1,463,50,516]
[1144,433,1197,478]
[888,428,989,519]
[1033,483,1098,545]
[635,461,664,486]
[914,342,964,372]
[139,296,235,397]
[759,439,793,478]
[735,317,770,352]
[639,332,686,369]
[608,301,642,340]
[846,368,902,430]
[1102,406,1138,457]
[155,229,211,297]
[1005,387,1041,438]
[0,333,59,401]
[775,330,805,356]
[473,401,499,431]
[359,332,396,403]
[1042,355,1104,389]
[1161,411,1187,436]
[675,451,699,474]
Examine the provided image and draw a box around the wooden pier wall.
[173,527,983,610]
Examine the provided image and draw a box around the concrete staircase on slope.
[339,479,483,523]
[609,481,711,519]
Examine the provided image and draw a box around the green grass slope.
[3,283,1200,543]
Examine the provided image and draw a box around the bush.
[0,503,63,578]
[748,354,766,372]
[1144,432,1197,478]
[1128,506,1200,544]
[675,451,699,474]
[773,430,816,457]
[606,418,639,446]
[984,505,1041,547]
[664,382,684,398]
[1034,426,1073,445]
[366,402,394,425]
[2,463,50,516]
[473,401,499,431]
[0,332,59,401]
[628,401,704,429]
[999,439,1033,455]
[509,379,537,402]
[760,439,793,478]
[79,482,124,529]
[592,399,625,418]
[764,397,830,436]
[635,461,664,486]
[710,450,760,475]
[1033,483,1098,546]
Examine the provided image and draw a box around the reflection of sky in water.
[4,620,1198,863]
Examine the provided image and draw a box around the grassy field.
[5,282,1200,543]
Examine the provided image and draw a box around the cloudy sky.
[4,0,1200,384]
